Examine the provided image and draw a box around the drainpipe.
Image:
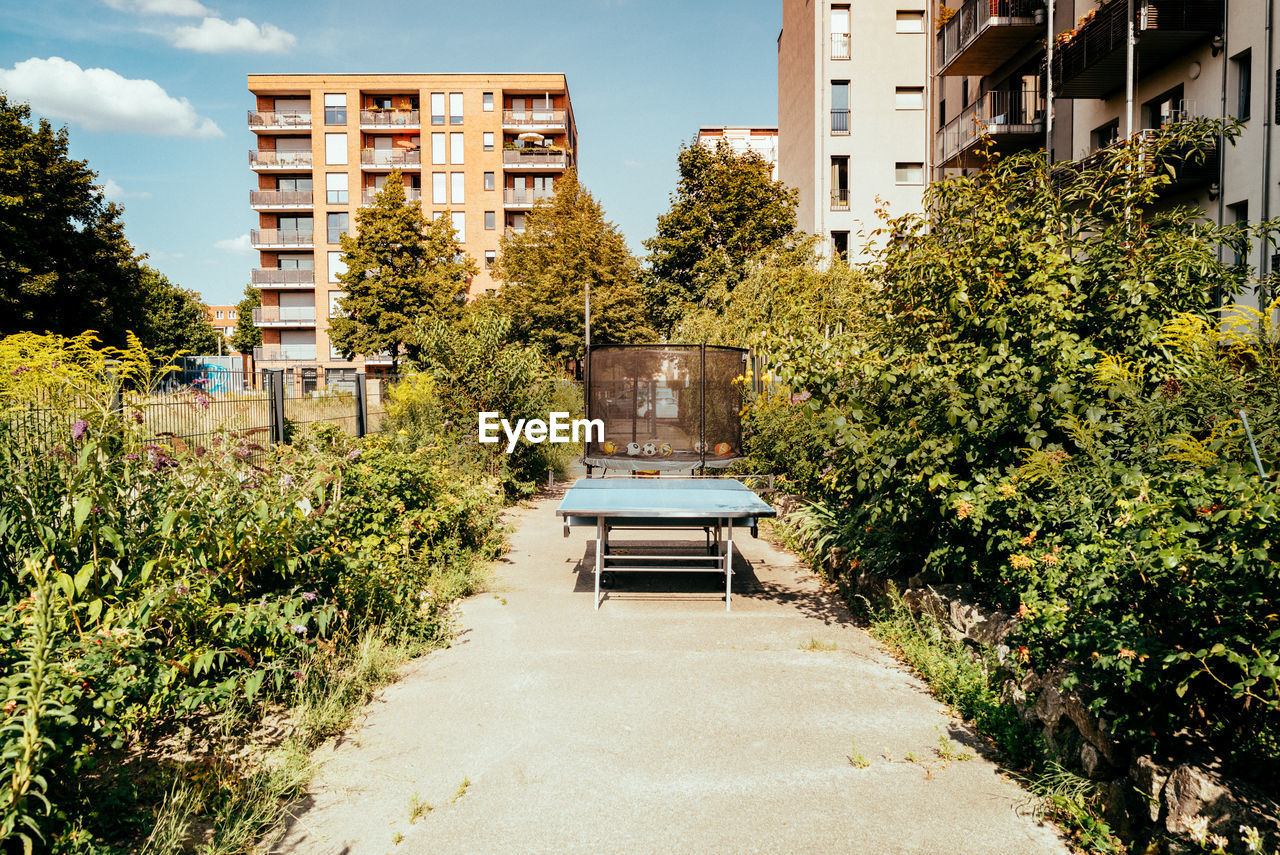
[1262,0,1275,301]
[1046,0,1054,163]
[1126,0,1136,138]
[1218,0,1229,265]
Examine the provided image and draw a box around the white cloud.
[622,159,643,168]
[214,235,254,254]
[104,0,211,16]
[0,57,222,138]
[171,17,296,53]
[101,178,151,201]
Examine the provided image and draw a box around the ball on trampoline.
[693,441,703,453]
[642,442,657,456]
[659,443,673,456]
[601,440,617,455]
[714,442,732,456]
[626,442,641,456]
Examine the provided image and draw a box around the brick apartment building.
[247,72,577,390]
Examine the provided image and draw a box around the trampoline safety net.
[584,344,747,472]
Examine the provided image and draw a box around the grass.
[935,728,973,763]
[847,739,870,769]
[408,792,433,824]
[451,776,471,803]
[799,637,838,652]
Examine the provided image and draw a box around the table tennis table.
[556,478,776,611]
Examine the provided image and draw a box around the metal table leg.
[724,518,734,612]
[594,518,604,610]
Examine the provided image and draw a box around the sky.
[0,0,781,306]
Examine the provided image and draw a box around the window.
[277,176,312,192]
[326,367,357,389]
[895,87,924,110]
[939,98,947,126]
[484,171,495,191]
[324,133,347,165]
[369,96,393,111]
[324,93,346,124]
[277,253,313,270]
[484,210,496,230]
[483,131,494,151]
[228,311,236,319]
[830,5,850,59]
[831,81,850,134]
[1092,119,1119,151]
[896,11,925,33]
[451,211,466,242]
[450,132,464,164]
[215,310,224,319]
[328,251,346,282]
[961,78,969,106]
[430,92,445,125]
[278,215,312,237]
[1229,201,1249,267]
[328,291,346,317]
[431,133,446,165]
[432,172,447,204]
[326,212,348,243]
[449,92,464,124]
[831,231,850,260]
[895,162,924,184]
[484,250,496,268]
[830,157,849,210]
[326,172,348,205]
[451,172,465,204]
[1233,50,1252,121]
[1144,85,1186,130]
[483,92,494,112]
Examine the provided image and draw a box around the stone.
[1079,741,1110,779]
[1064,692,1122,765]
[949,599,983,637]
[970,611,1017,647]
[1034,683,1067,729]
[1162,765,1232,837]
[1098,779,1134,840]
[1130,755,1169,826]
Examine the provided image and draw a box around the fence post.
[266,369,285,444]
[354,372,368,438]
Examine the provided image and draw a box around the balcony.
[250,229,314,249]
[248,110,311,131]
[502,148,568,169]
[253,306,317,327]
[937,0,1044,77]
[360,148,422,169]
[254,344,317,362]
[360,110,421,129]
[1054,126,1219,193]
[249,150,313,170]
[362,188,422,206]
[831,109,850,135]
[1052,0,1224,98]
[251,268,316,287]
[830,188,849,211]
[501,109,567,132]
[831,32,851,60]
[936,88,1045,168]
[503,187,555,208]
[249,190,314,210]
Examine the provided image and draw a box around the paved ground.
[271,484,1071,855]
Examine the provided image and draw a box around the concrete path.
[271,487,1070,855]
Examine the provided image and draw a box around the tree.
[132,266,221,357]
[0,93,146,344]
[643,138,800,336]
[329,171,476,373]
[232,285,262,354]
[492,169,653,362]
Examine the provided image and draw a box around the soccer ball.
[642,442,657,456]
[659,443,673,456]
[626,442,641,456]
[601,440,617,455]
[693,441,703,453]
[714,442,732,456]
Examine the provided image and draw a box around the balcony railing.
[362,188,422,206]
[248,110,311,130]
[830,109,850,134]
[830,32,851,59]
[936,0,1043,77]
[250,229,314,248]
[502,109,567,128]
[936,87,1045,168]
[1054,126,1219,192]
[360,148,422,168]
[1052,0,1224,98]
[253,306,317,326]
[502,149,568,168]
[830,188,850,211]
[249,190,314,208]
[251,268,315,286]
[249,150,313,169]
[503,188,556,207]
[254,344,317,362]
[360,109,420,128]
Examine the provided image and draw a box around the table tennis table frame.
[590,517,742,611]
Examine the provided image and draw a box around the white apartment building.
[696,126,780,179]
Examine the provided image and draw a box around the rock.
[1162,765,1233,837]
[1080,741,1110,779]
[907,574,924,589]
[949,599,983,637]
[1034,683,1067,729]
[1130,756,1169,826]
[1098,779,1134,840]
[971,611,1017,647]
[1064,693,1122,765]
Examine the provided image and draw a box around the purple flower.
[290,623,307,636]
[301,591,317,602]
[132,410,144,425]
[194,392,211,411]
[71,420,89,441]
[291,669,304,680]
[124,453,139,461]
[10,366,29,376]
[175,584,189,595]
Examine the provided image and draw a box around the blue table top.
[556,478,776,521]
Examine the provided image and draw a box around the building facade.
[205,305,238,343]
[696,126,780,178]
[930,0,1271,307]
[247,73,577,389]
[778,1,931,260]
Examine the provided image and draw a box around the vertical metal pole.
[267,368,285,445]
[724,519,734,612]
[699,344,707,471]
[1240,409,1270,480]
[1125,0,1135,139]
[594,518,603,610]
[354,371,368,438]
[1046,0,1054,164]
